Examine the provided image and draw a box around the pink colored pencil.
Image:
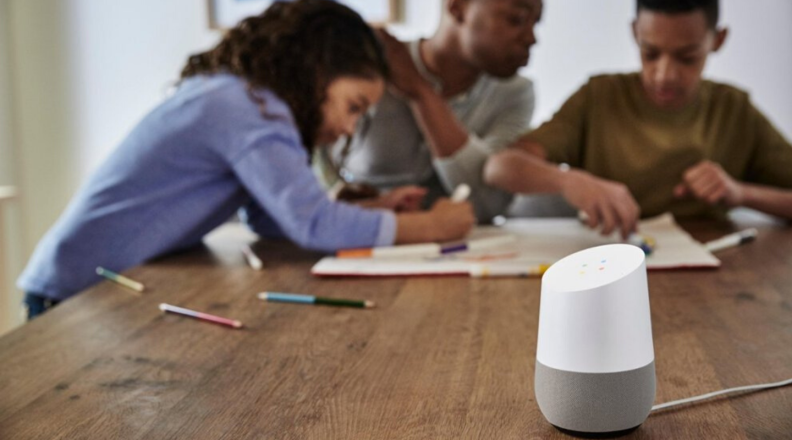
[158,303,243,329]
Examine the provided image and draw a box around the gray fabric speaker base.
[535,360,656,434]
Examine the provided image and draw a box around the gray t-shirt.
[323,40,535,221]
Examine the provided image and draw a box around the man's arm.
[376,30,533,219]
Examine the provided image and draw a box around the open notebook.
[311,213,721,277]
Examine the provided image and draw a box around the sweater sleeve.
[524,81,589,167]
[432,78,536,220]
[744,102,792,188]
[231,133,396,252]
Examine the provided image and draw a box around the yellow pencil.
[96,267,145,292]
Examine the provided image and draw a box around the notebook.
[311,213,721,277]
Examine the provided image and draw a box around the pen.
[705,228,758,252]
[258,292,375,309]
[159,303,243,329]
[242,244,263,270]
[96,267,145,292]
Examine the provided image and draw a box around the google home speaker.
[535,244,655,435]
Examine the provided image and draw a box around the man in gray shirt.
[323,0,542,221]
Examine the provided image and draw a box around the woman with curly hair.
[18,0,475,319]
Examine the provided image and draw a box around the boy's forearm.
[740,183,792,220]
[483,149,569,194]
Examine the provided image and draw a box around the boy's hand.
[378,186,427,212]
[428,199,476,242]
[375,29,432,100]
[560,169,641,239]
[674,161,744,207]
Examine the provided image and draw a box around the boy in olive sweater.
[485,0,792,237]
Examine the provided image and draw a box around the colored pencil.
[159,303,243,328]
[257,292,375,309]
[469,263,550,278]
[96,266,145,292]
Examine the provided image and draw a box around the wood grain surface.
[1,216,790,439]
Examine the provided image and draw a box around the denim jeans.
[24,293,60,320]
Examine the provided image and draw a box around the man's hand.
[674,160,744,207]
[560,169,641,238]
[375,29,432,100]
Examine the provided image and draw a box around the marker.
[338,242,442,259]
[258,292,375,309]
[242,244,263,270]
[159,303,243,329]
[469,263,550,278]
[705,228,758,253]
[451,183,471,202]
[578,211,655,255]
[337,235,515,259]
[628,234,656,255]
[96,267,145,292]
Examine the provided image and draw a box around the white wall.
[0,0,15,187]
[1,0,219,334]
[523,0,792,138]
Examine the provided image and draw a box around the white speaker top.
[543,244,646,293]
[537,244,654,374]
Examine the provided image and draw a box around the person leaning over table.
[317,0,544,222]
[17,0,475,320]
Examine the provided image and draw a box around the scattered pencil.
[242,244,263,270]
[159,303,243,329]
[257,292,375,309]
[96,266,145,292]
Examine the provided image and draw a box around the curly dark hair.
[181,0,389,149]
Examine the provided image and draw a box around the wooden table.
[1,216,791,439]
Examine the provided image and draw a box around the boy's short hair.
[636,0,719,29]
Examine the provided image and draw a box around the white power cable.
[652,377,792,411]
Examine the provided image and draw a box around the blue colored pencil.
[257,292,375,309]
